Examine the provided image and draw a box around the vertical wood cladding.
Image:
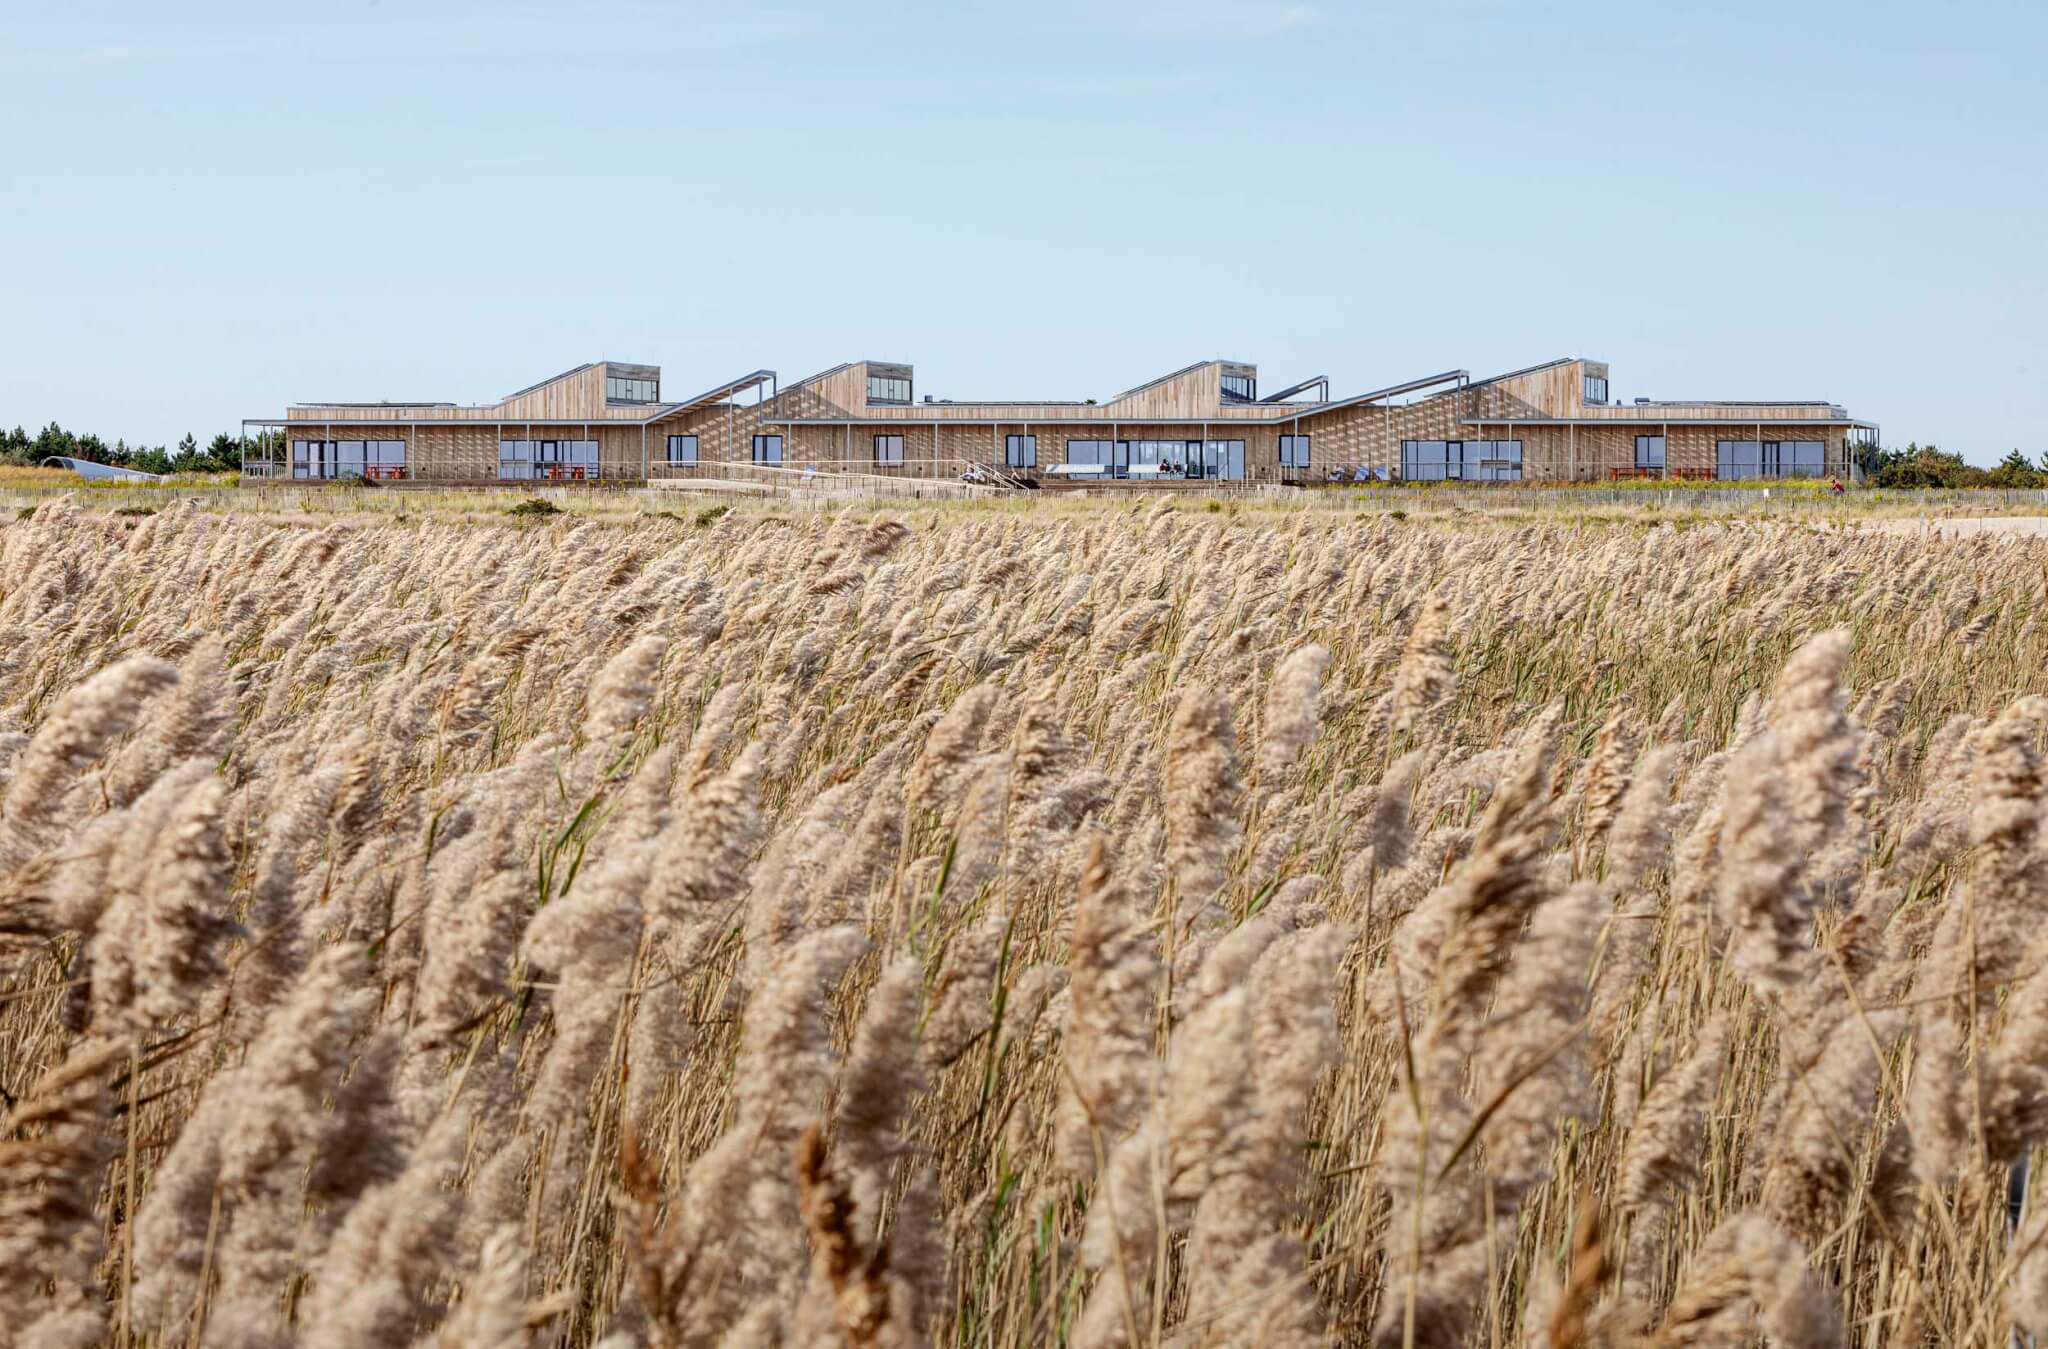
[367,405,1847,485]
[279,356,1860,485]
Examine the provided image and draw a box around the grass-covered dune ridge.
[2,497,2047,1346]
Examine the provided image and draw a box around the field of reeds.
[5,493,2048,1347]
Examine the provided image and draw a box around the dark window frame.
[873,433,906,466]
[1221,373,1256,402]
[751,433,785,464]
[866,374,912,405]
[292,438,407,480]
[1716,440,1762,480]
[1715,439,1825,480]
[666,434,699,465]
[606,376,659,403]
[1064,439,1109,471]
[1190,438,1247,481]
[1278,433,1312,468]
[1004,434,1037,468]
[1401,438,1522,483]
[1584,375,1609,404]
[496,438,598,482]
[1635,435,1667,470]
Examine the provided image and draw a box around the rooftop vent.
[924,394,934,403]
[1635,397,1651,405]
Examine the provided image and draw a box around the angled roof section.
[1108,360,1219,404]
[503,363,599,402]
[1464,356,1575,391]
[783,361,856,391]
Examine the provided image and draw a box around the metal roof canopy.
[770,368,1476,426]
[665,370,777,417]
[1259,375,1329,403]
[1305,368,1470,416]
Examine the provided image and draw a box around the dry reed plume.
[4,493,2048,1346]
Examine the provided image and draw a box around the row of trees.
[1865,442,2048,489]
[0,423,280,475]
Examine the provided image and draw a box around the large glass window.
[1775,441,1826,477]
[1113,440,1198,475]
[1221,373,1256,402]
[1279,434,1311,468]
[752,434,784,464]
[666,435,699,465]
[292,439,407,480]
[1064,439,1241,479]
[498,439,599,481]
[1635,435,1666,470]
[1720,440,1826,479]
[1401,441,1450,481]
[1401,440,1522,482]
[873,434,905,466]
[1065,439,1112,471]
[607,376,658,403]
[1584,375,1609,404]
[1717,440,1762,480]
[1463,440,1522,482]
[866,375,911,404]
[1005,434,1037,468]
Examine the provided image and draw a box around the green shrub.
[508,497,562,518]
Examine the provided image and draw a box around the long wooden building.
[243,355,1877,486]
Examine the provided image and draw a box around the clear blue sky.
[3,0,2043,462]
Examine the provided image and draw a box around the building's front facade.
[245,355,1876,487]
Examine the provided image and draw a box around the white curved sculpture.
[41,456,166,482]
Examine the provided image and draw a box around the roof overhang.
[1460,416,1874,428]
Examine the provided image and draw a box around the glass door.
[1202,439,1245,481]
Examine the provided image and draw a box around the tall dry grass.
[3,494,2048,1346]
